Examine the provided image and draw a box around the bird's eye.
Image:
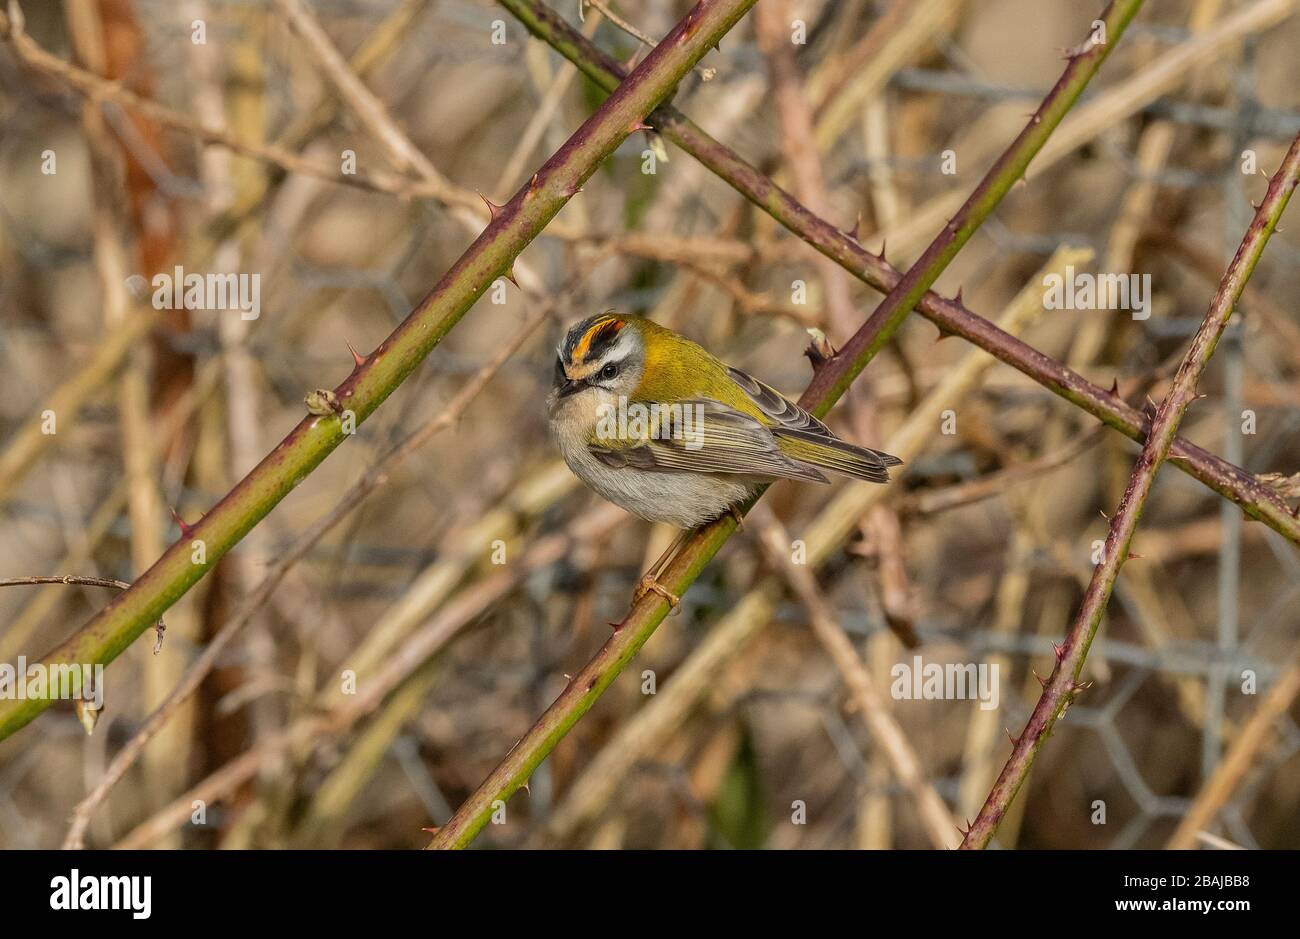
[600,362,619,381]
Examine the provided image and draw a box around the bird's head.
[549,312,647,411]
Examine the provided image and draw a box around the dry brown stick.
[272,0,550,295]
[899,425,1104,517]
[0,311,156,506]
[1068,0,1225,370]
[755,0,856,338]
[0,575,132,591]
[812,0,962,153]
[756,0,917,650]
[61,4,169,678]
[273,0,454,190]
[586,0,655,47]
[0,577,164,655]
[1149,228,1300,354]
[671,255,820,325]
[1167,652,1300,849]
[752,506,962,850]
[585,0,715,80]
[956,520,1033,821]
[0,483,127,659]
[495,8,604,194]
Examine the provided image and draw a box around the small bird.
[547,312,901,608]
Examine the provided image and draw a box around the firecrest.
[547,312,901,607]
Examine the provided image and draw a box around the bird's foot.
[728,504,745,530]
[634,574,681,613]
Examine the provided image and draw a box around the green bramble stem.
[502,0,1300,543]
[0,0,758,742]
[426,0,1146,849]
[961,132,1300,849]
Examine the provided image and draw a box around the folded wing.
[727,366,903,483]
[589,400,829,483]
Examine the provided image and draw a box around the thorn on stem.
[346,340,367,369]
[1052,641,1066,663]
[1032,667,1048,688]
[477,190,505,220]
[843,212,862,242]
[169,506,195,539]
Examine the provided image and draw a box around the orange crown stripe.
[573,316,624,362]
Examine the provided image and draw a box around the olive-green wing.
[725,366,832,435]
[727,366,903,483]
[589,399,829,483]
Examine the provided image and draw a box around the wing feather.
[726,366,831,436]
[727,366,903,480]
[589,400,829,483]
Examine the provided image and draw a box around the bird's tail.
[772,429,902,484]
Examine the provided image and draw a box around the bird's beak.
[557,377,584,397]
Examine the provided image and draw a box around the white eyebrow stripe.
[593,330,635,363]
[599,349,631,364]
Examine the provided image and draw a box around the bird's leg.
[633,527,691,612]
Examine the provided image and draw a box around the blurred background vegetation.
[1,0,1298,849]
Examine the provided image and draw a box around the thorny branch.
[0,0,757,741]
[427,0,1146,850]
[960,132,1300,849]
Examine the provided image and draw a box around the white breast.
[548,390,751,528]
